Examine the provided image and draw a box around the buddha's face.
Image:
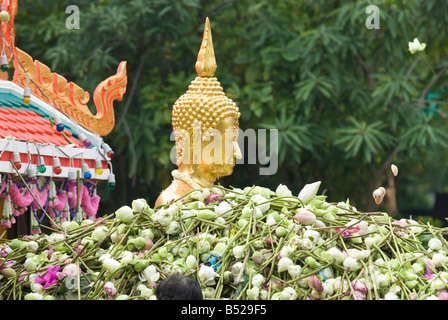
[179,116,241,185]
[200,115,241,177]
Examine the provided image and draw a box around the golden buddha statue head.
[156,18,242,206]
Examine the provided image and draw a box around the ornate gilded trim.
[12,48,127,136]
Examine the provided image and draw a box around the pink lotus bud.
[293,209,316,225]
[263,237,273,246]
[62,263,80,277]
[352,280,367,293]
[438,292,448,300]
[18,271,27,282]
[145,238,154,250]
[409,293,418,300]
[1,260,16,269]
[116,234,128,244]
[1,245,12,257]
[314,281,323,293]
[353,290,366,300]
[104,281,117,296]
[206,193,221,204]
[308,276,323,292]
[271,281,283,291]
[251,251,263,264]
[75,245,85,256]
[45,246,55,260]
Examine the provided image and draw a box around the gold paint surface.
[156,18,241,207]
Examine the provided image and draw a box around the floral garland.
[0,173,101,233]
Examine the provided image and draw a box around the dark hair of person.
[155,275,203,300]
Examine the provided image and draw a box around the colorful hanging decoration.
[103,143,114,159]
[52,157,62,175]
[53,114,64,132]
[95,158,103,175]
[107,173,116,191]
[37,155,46,173]
[78,133,91,148]
[12,151,21,169]
[82,162,91,179]
[23,75,31,104]
[0,39,7,72]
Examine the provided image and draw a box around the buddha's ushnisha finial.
[195,17,217,77]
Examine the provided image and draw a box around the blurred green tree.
[13,0,448,216]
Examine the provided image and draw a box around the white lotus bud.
[278,257,293,272]
[246,287,260,300]
[432,253,447,267]
[120,251,134,265]
[115,206,134,223]
[156,207,175,226]
[251,274,265,288]
[275,184,292,198]
[391,164,398,176]
[281,287,297,300]
[92,226,108,242]
[328,247,345,263]
[103,258,122,275]
[186,255,197,270]
[250,194,270,213]
[26,241,39,253]
[233,245,246,259]
[384,292,400,300]
[429,238,443,251]
[214,201,233,216]
[142,265,160,282]
[343,257,359,271]
[132,198,148,212]
[166,221,181,235]
[298,181,321,204]
[198,264,218,286]
[24,258,37,272]
[372,187,386,204]
[211,242,227,258]
[288,265,301,278]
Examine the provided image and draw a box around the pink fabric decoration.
[68,182,100,217]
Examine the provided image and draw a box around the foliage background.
[13,0,448,223]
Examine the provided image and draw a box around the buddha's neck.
[177,165,216,189]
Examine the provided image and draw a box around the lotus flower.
[115,205,134,223]
[408,38,426,54]
[372,187,386,204]
[297,181,321,204]
[104,281,117,296]
[293,209,316,225]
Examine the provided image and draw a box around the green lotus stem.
[76,171,80,214]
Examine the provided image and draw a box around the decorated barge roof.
[0,0,128,235]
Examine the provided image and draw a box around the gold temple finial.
[195,17,217,77]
